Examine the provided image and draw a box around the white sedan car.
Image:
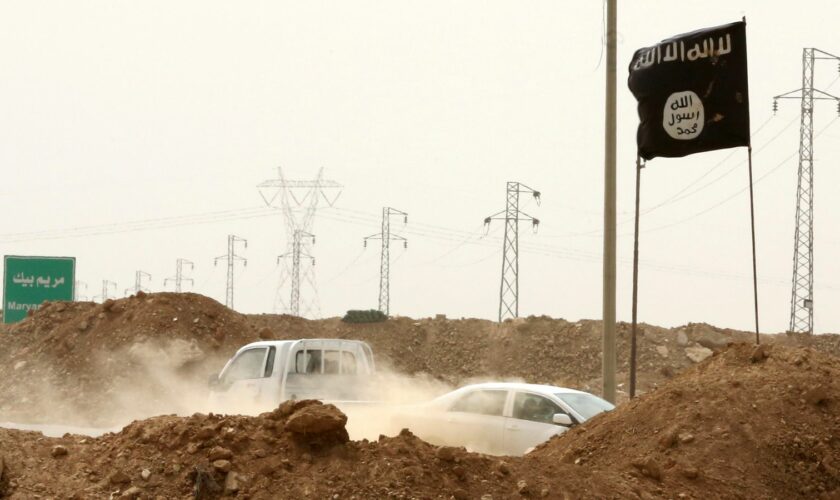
[391,382,614,456]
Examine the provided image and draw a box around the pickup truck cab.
[208,339,377,413]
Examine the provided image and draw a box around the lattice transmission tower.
[774,48,840,334]
[258,167,342,318]
[278,229,316,317]
[74,280,88,301]
[92,280,117,302]
[364,207,407,316]
[165,258,194,293]
[484,182,540,322]
[125,270,151,296]
[214,235,247,309]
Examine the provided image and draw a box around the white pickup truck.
[207,339,378,413]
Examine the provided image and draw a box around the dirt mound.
[1,345,838,498]
[0,292,258,426]
[0,400,563,499]
[249,314,840,399]
[4,289,840,446]
[527,343,840,498]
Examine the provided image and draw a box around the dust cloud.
[340,369,454,440]
[5,336,506,445]
[2,337,228,433]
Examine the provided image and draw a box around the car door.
[215,347,274,412]
[503,391,570,455]
[443,389,510,455]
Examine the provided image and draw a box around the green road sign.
[3,256,75,324]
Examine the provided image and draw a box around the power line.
[320,249,368,286]
[612,116,838,237]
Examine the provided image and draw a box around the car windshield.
[555,393,615,421]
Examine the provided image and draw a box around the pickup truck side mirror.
[552,413,573,426]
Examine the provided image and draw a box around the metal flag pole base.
[629,155,643,399]
[747,146,761,344]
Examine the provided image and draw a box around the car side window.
[449,390,507,416]
[512,392,564,424]
[341,352,357,374]
[264,346,276,377]
[322,350,358,374]
[223,348,267,383]
[294,350,324,374]
[293,349,357,374]
[324,350,340,374]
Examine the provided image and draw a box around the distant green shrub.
[342,309,387,323]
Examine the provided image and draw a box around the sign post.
[3,256,76,324]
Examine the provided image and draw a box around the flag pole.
[747,145,760,344]
[629,155,642,398]
[743,16,760,345]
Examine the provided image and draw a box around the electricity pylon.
[484,182,541,322]
[363,207,407,315]
[125,270,151,296]
[92,280,117,302]
[774,48,840,334]
[257,167,342,318]
[165,258,194,292]
[278,230,315,317]
[74,280,88,301]
[215,235,247,309]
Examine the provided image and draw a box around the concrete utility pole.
[278,230,315,317]
[93,280,117,302]
[484,183,540,322]
[363,207,408,316]
[125,270,151,296]
[774,48,840,334]
[214,235,247,309]
[257,167,342,318]
[602,0,618,403]
[165,258,194,293]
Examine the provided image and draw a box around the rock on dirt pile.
[0,292,258,426]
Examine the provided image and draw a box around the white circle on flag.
[663,91,704,140]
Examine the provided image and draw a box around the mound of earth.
[0,400,574,499]
[248,313,840,400]
[3,289,840,434]
[527,343,840,498]
[0,345,838,498]
[0,292,259,426]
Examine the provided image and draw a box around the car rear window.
[555,393,615,421]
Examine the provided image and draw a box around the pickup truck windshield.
[225,348,266,381]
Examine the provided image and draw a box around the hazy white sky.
[1,1,839,333]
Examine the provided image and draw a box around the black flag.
[628,21,750,160]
